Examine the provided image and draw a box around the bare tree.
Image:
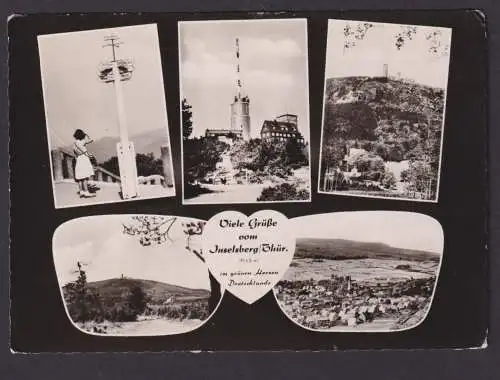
[123,215,176,246]
[395,26,417,50]
[343,21,450,56]
[343,22,374,51]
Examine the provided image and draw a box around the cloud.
[182,53,234,85]
[185,36,302,59]
[182,37,295,88]
[243,37,303,58]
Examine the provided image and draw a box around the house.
[344,147,367,164]
[205,128,243,144]
[342,147,369,173]
[260,114,305,144]
[347,316,358,326]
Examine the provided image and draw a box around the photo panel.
[318,20,452,202]
[179,19,311,205]
[273,211,444,332]
[38,24,176,209]
[52,215,223,336]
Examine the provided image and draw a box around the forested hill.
[322,76,445,163]
[325,76,445,120]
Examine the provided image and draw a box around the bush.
[183,183,215,199]
[381,169,397,189]
[155,301,210,321]
[267,166,293,179]
[184,137,229,183]
[230,139,307,181]
[257,183,310,202]
[64,285,104,323]
[63,265,105,323]
[105,304,138,322]
[128,286,148,316]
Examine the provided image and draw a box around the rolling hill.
[295,238,440,262]
[65,128,170,163]
[324,76,444,119]
[69,278,210,307]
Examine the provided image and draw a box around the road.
[78,318,204,336]
[183,183,267,204]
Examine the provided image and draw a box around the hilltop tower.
[382,63,389,79]
[230,38,251,141]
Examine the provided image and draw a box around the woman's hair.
[73,129,87,140]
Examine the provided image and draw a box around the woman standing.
[73,129,96,198]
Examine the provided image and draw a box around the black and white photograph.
[52,215,222,336]
[319,20,452,202]
[179,19,311,204]
[38,24,175,209]
[273,211,443,332]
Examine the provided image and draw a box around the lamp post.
[98,34,138,199]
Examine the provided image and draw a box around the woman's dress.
[73,140,94,180]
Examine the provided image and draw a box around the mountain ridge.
[63,128,169,163]
[296,237,440,262]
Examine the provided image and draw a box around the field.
[283,257,438,284]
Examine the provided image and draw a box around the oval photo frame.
[272,211,444,332]
[52,214,224,337]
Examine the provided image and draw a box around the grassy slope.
[81,278,210,306]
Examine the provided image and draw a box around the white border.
[37,23,177,210]
[272,210,445,333]
[317,19,453,204]
[177,18,312,205]
[52,214,225,337]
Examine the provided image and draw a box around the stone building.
[260,114,305,144]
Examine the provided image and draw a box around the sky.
[38,24,170,149]
[325,20,452,89]
[179,19,310,139]
[292,211,443,254]
[53,215,210,290]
